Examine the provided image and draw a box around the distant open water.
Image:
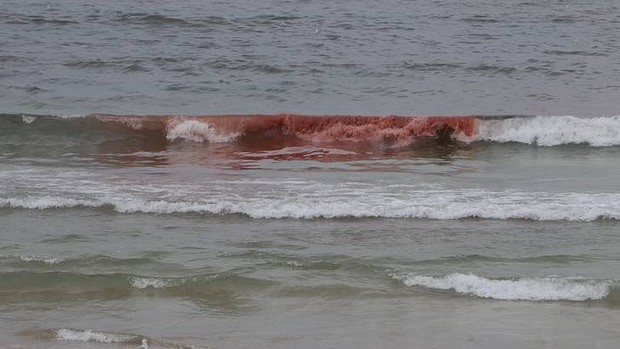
[2,1,620,349]
[2,0,620,115]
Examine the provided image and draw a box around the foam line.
[2,190,620,221]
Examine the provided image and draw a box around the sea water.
[2,1,620,348]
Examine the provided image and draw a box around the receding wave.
[393,272,614,301]
[3,190,620,221]
[3,114,620,149]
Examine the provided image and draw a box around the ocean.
[2,1,620,348]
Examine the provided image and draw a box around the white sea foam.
[1,197,98,210]
[1,169,619,221]
[97,190,620,221]
[19,255,63,265]
[55,328,136,343]
[166,120,240,143]
[59,114,89,119]
[475,115,620,146]
[129,276,172,289]
[394,273,612,301]
[3,189,620,221]
[21,115,37,124]
[286,260,305,267]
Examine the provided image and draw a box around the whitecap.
[21,115,37,124]
[19,255,64,265]
[474,115,620,146]
[129,276,171,289]
[1,196,99,210]
[393,272,612,301]
[4,188,620,221]
[166,120,240,143]
[55,328,136,343]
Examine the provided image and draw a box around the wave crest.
[166,119,241,143]
[129,276,173,289]
[92,113,476,144]
[475,115,620,146]
[7,113,620,148]
[394,272,612,301]
[55,328,136,343]
[3,190,620,221]
[19,255,64,265]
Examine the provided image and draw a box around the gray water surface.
[2,0,620,116]
[2,1,620,348]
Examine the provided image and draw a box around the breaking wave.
[166,119,241,143]
[2,189,620,221]
[129,276,174,289]
[18,255,64,265]
[393,273,613,301]
[475,115,620,146]
[55,328,137,343]
[3,113,620,147]
[91,113,477,145]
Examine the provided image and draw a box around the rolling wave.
[0,270,273,309]
[3,113,620,148]
[0,270,266,292]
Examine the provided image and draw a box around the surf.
[5,113,620,147]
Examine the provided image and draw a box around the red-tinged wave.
[3,113,480,169]
[91,114,478,145]
[5,113,620,169]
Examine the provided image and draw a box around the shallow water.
[2,210,620,348]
